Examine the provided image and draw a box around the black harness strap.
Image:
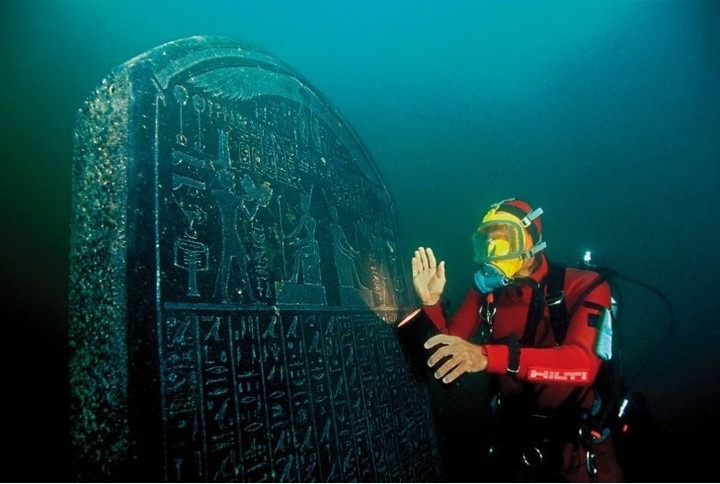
[545,263,569,344]
[507,333,521,375]
[514,262,567,346]
[516,276,547,346]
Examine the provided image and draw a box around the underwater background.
[1,0,718,481]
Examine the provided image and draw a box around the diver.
[409,198,625,482]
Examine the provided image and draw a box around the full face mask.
[472,199,547,293]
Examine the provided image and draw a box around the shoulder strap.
[546,263,569,344]
[516,262,566,345]
[517,277,545,345]
[552,266,607,345]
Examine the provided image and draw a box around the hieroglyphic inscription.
[160,310,438,482]
[70,36,441,482]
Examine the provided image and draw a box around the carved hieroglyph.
[69,36,442,482]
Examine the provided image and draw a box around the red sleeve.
[487,271,609,385]
[422,288,484,340]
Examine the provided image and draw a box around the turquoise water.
[2,0,718,481]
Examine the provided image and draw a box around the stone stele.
[69,36,442,482]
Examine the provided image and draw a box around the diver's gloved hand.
[473,263,510,294]
[412,247,446,305]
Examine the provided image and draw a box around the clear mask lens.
[473,221,526,265]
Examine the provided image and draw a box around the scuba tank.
[576,250,673,447]
[579,251,615,361]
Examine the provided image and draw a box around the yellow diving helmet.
[472,198,547,279]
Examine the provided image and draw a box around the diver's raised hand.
[411,247,446,306]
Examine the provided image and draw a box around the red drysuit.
[421,254,624,481]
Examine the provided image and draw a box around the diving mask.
[472,200,547,280]
[473,220,529,278]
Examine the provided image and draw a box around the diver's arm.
[412,246,485,339]
[484,274,608,383]
[426,273,609,385]
[423,288,483,340]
